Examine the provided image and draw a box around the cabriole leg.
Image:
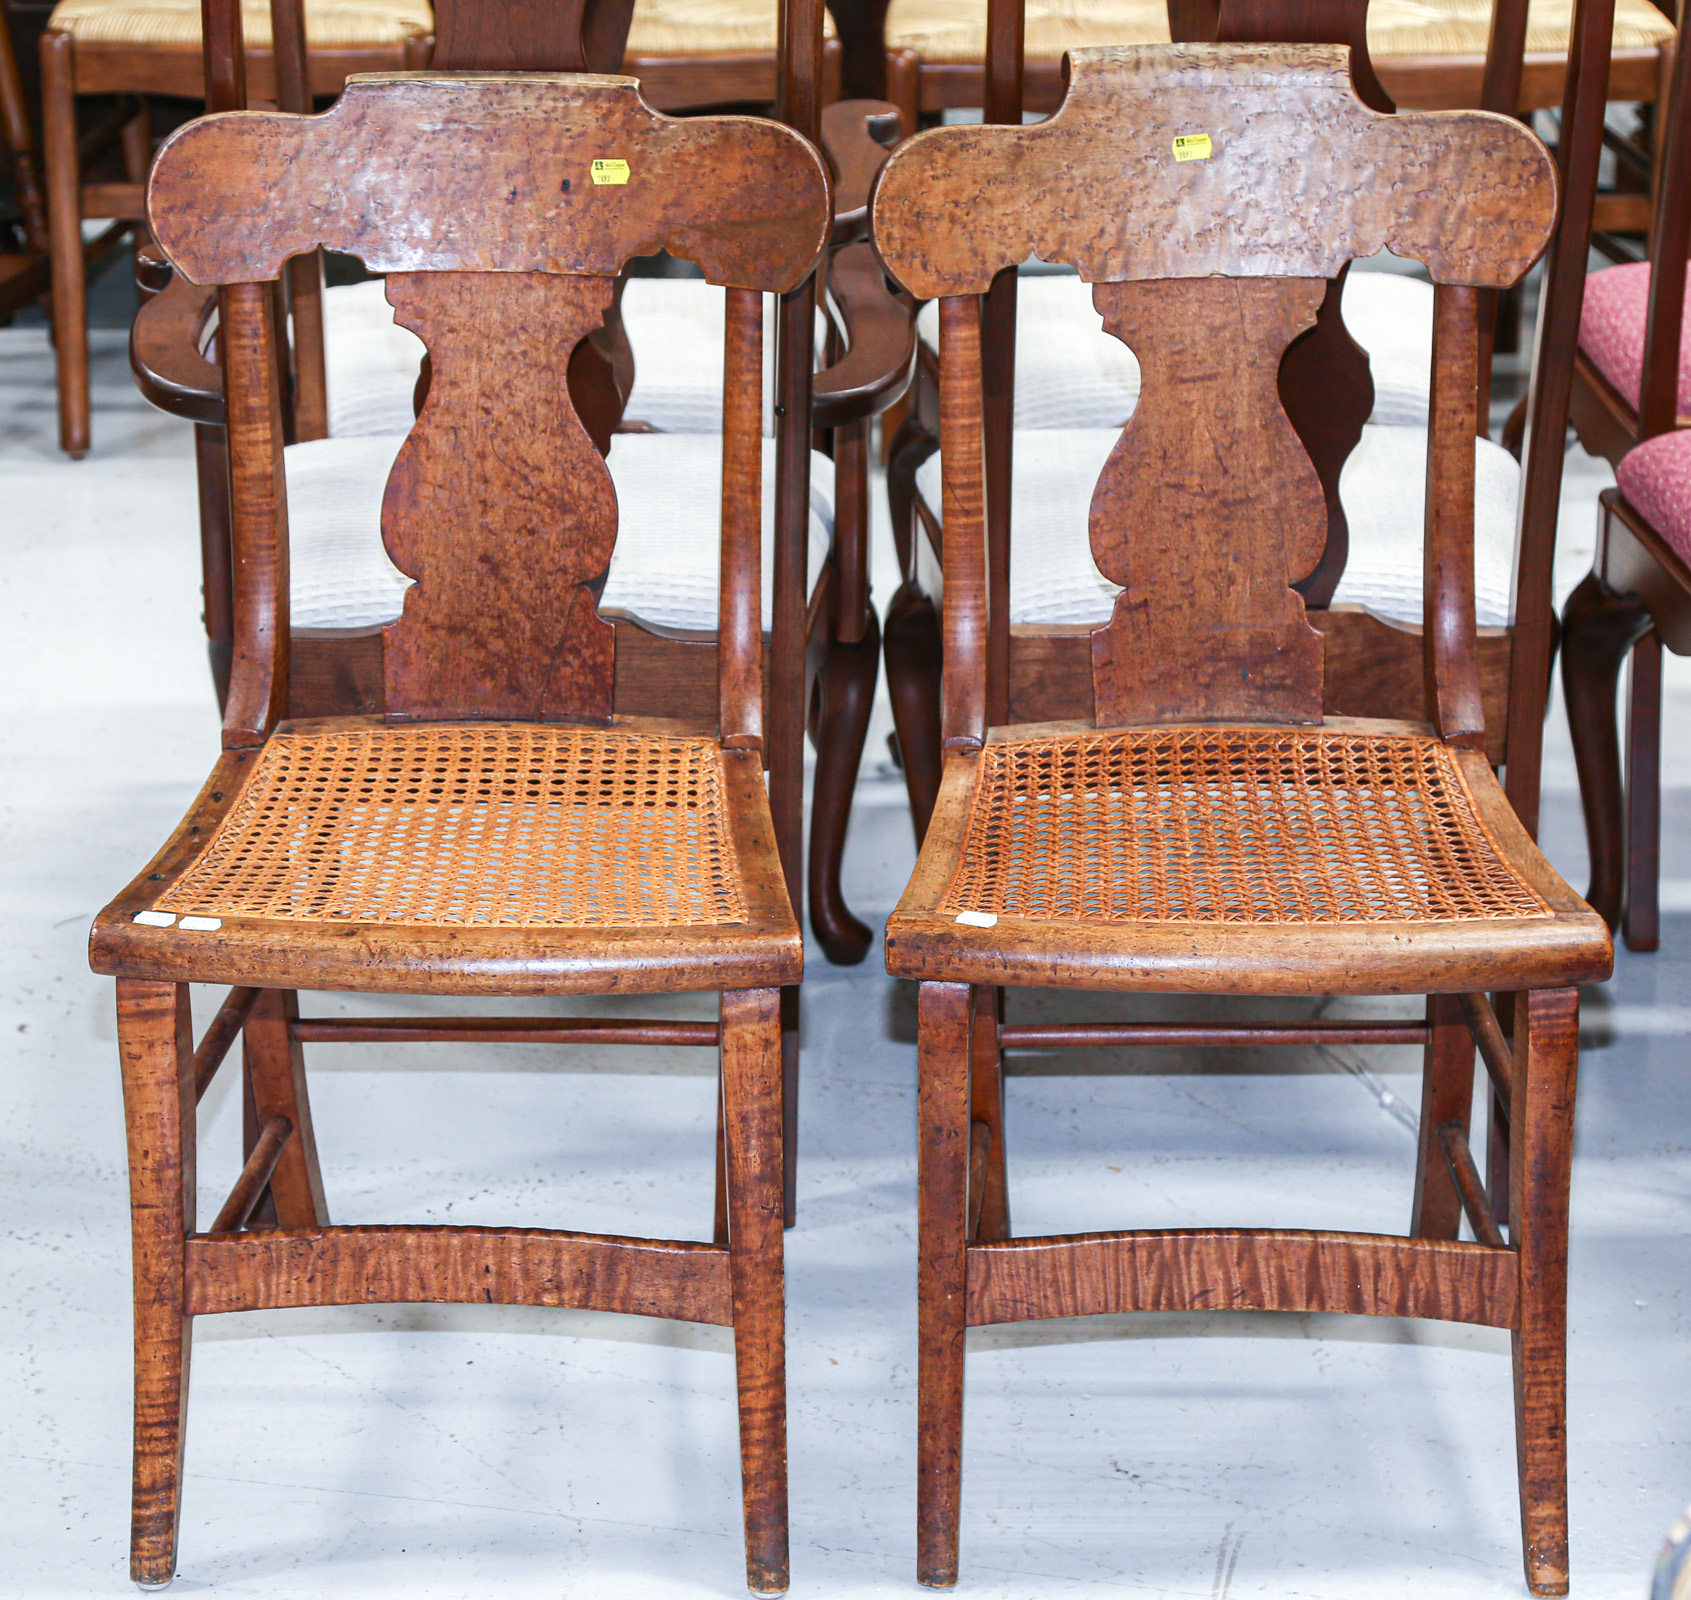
[1624,627,1662,952]
[722,988,789,1594]
[118,979,195,1589]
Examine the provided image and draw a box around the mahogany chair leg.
[40,31,90,458]
[1624,627,1663,952]
[721,988,789,1595]
[1411,992,1475,1239]
[968,985,1009,1243]
[117,978,195,1590]
[242,990,328,1228]
[1560,571,1653,927]
[916,980,970,1588]
[1511,987,1580,1599]
[884,580,943,843]
[808,608,880,966]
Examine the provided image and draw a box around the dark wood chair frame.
[868,42,1612,1595]
[92,69,828,1591]
[1559,11,1691,952]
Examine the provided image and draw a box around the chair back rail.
[873,45,1555,738]
[147,74,830,739]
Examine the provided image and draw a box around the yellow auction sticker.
[1172,133,1212,162]
[590,158,631,185]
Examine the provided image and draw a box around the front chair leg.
[1411,993,1475,1238]
[118,979,196,1590]
[808,608,880,966]
[722,988,789,1594]
[242,990,328,1229]
[917,981,971,1587]
[1512,987,1579,1598]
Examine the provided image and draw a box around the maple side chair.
[127,0,910,979]
[1559,5,1691,953]
[869,41,1612,1594]
[879,0,1615,866]
[90,69,827,1591]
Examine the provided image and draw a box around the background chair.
[869,41,1609,1594]
[1560,6,1691,953]
[93,69,823,1591]
[40,0,432,457]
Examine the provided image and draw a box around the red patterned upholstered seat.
[1579,261,1691,415]
[1616,428,1691,565]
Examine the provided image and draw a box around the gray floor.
[1,317,1689,1599]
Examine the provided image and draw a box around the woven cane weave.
[936,729,1551,925]
[154,725,748,928]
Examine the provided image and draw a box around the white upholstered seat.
[912,423,1520,628]
[912,267,1435,430]
[285,433,833,633]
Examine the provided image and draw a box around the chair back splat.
[147,73,832,734]
[871,43,1555,738]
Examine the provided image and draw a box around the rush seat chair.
[89,70,827,1591]
[869,42,1611,1595]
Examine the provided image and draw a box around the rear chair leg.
[1512,987,1579,1598]
[118,979,195,1589]
[1411,993,1475,1238]
[968,986,1009,1243]
[917,982,971,1587]
[242,990,328,1229]
[1623,628,1662,953]
[722,988,789,1594]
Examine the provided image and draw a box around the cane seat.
[92,720,799,995]
[886,720,1604,994]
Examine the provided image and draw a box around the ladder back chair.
[869,42,1611,1594]
[91,70,827,1591]
[1560,9,1691,952]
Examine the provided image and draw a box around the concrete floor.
[1,308,1689,1600]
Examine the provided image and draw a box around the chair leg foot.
[723,989,789,1594]
[808,610,879,966]
[118,980,196,1590]
[1561,570,1652,928]
[1512,988,1579,1598]
[917,982,971,1587]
